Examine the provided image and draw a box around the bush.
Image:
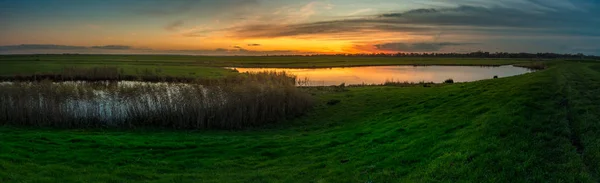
[327,99,341,105]
[444,78,454,84]
[332,83,347,92]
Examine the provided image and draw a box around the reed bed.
[0,72,314,129]
[0,66,195,82]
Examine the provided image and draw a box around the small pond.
[233,65,533,86]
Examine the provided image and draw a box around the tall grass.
[0,66,197,82]
[0,72,314,129]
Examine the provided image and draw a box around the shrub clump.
[444,78,454,84]
[327,99,341,106]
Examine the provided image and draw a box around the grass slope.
[1,61,599,182]
[0,55,527,78]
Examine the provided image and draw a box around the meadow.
[0,55,531,79]
[0,56,599,182]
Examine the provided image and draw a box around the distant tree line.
[267,51,599,59]
[3,51,597,59]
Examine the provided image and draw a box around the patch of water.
[232,65,533,86]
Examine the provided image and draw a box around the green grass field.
[1,60,599,182]
[0,55,530,78]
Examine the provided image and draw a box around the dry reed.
[0,72,314,130]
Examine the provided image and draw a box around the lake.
[233,65,533,86]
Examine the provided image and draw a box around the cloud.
[0,44,136,54]
[228,3,600,39]
[229,21,434,39]
[177,1,335,38]
[0,44,135,51]
[247,44,261,46]
[170,48,302,55]
[164,20,184,31]
[90,45,132,50]
[180,27,223,37]
[348,8,373,16]
[298,1,318,21]
[3,1,598,55]
[0,44,87,50]
[375,5,577,28]
[373,42,478,52]
[139,0,199,16]
[138,0,260,17]
[0,44,306,55]
[380,8,438,17]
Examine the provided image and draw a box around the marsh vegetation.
[0,66,234,83]
[0,71,313,129]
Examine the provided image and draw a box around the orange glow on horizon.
[143,30,422,54]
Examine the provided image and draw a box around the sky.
[1,0,599,55]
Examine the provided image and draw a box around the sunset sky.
[1,0,599,55]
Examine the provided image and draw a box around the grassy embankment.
[1,60,599,182]
[0,55,531,80]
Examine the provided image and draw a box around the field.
[0,55,530,79]
[1,59,599,182]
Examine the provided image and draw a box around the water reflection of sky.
[234,65,533,86]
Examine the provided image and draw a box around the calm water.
[234,65,533,86]
[0,81,215,122]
